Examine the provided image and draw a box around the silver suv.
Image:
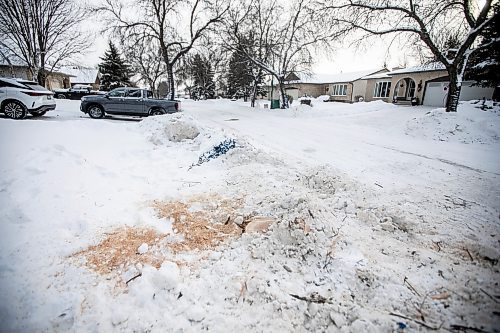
[0,78,56,119]
[80,87,180,119]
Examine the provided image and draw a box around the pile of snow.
[139,113,200,143]
[313,95,331,102]
[405,101,500,144]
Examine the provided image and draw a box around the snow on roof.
[60,66,99,84]
[360,72,391,80]
[388,62,446,75]
[302,69,382,84]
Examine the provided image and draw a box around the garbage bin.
[271,99,280,109]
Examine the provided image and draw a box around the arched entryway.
[393,78,416,102]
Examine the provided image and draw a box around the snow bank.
[405,101,500,144]
[139,112,234,152]
[139,113,200,143]
[315,95,331,102]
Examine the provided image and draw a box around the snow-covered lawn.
[0,98,498,332]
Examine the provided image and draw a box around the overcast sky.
[81,1,416,75]
[83,33,415,75]
[81,0,488,75]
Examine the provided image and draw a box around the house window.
[374,81,391,98]
[332,84,347,96]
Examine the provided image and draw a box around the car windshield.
[21,82,50,91]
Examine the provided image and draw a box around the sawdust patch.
[74,226,164,274]
[73,194,246,275]
[153,193,243,252]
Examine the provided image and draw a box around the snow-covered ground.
[0,98,498,332]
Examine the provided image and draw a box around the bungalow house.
[264,69,387,102]
[60,66,100,90]
[262,63,494,106]
[361,63,495,106]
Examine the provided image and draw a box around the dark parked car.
[80,87,180,118]
[54,85,103,100]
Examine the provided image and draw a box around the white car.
[0,77,56,119]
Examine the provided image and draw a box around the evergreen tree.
[99,41,132,91]
[187,54,215,100]
[466,4,499,88]
[227,45,253,100]
[227,34,266,105]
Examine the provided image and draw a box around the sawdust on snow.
[152,193,244,252]
[74,194,245,275]
[74,226,163,275]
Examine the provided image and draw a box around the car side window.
[146,91,153,98]
[127,89,142,98]
[108,89,126,97]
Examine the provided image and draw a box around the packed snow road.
[0,99,498,332]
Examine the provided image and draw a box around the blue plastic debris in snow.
[192,138,237,167]
[397,322,407,329]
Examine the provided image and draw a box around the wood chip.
[431,291,450,300]
[244,216,276,233]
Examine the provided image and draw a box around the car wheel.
[30,111,47,117]
[150,109,164,116]
[88,105,105,119]
[56,94,67,99]
[3,101,27,119]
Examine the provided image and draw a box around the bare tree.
[223,0,274,106]
[96,0,229,100]
[0,0,90,86]
[323,0,498,112]
[123,36,167,97]
[224,0,346,108]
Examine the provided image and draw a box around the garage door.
[423,82,448,107]
[423,81,495,107]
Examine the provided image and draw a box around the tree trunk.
[37,68,47,87]
[250,79,257,107]
[38,53,46,87]
[148,79,154,95]
[445,69,461,112]
[167,64,175,100]
[278,77,288,109]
